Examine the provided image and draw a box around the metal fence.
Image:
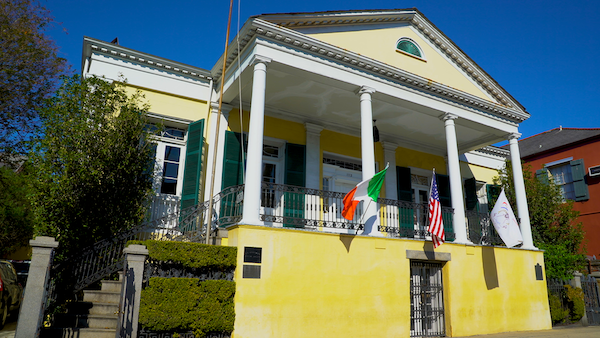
[213,183,506,245]
[44,201,210,317]
[582,275,600,325]
[547,276,600,326]
[43,182,507,318]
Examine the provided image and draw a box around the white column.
[356,86,381,236]
[442,113,470,244]
[305,123,324,190]
[204,102,232,201]
[509,133,536,249]
[240,55,271,226]
[383,142,398,200]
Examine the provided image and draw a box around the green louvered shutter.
[436,173,454,241]
[180,119,204,211]
[464,177,478,211]
[486,184,502,210]
[222,131,244,189]
[536,168,549,185]
[283,143,306,228]
[571,159,589,201]
[220,131,244,224]
[396,166,414,237]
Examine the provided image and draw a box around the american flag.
[428,171,445,248]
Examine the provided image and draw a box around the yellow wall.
[462,163,499,185]
[227,109,306,145]
[124,86,208,122]
[306,25,494,103]
[396,146,447,175]
[228,225,551,338]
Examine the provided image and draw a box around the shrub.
[128,240,237,269]
[564,285,585,322]
[140,278,235,337]
[132,240,237,337]
[548,293,569,324]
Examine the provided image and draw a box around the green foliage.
[129,240,237,269]
[0,0,68,163]
[494,161,585,278]
[538,243,585,280]
[0,165,35,257]
[140,278,235,337]
[564,285,585,322]
[31,75,156,259]
[548,293,569,324]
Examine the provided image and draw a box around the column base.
[237,218,264,227]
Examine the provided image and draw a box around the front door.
[410,261,445,337]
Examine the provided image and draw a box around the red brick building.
[516,128,600,258]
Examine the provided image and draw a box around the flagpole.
[356,199,374,235]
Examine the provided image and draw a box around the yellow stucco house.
[82,9,551,338]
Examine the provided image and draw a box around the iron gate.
[410,261,446,337]
[582,275,600,325]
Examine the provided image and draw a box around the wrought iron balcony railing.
[214,183,462,241]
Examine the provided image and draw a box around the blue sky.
[45,0,600,142]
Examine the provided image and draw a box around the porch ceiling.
[223,60,510,155]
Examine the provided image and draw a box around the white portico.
[206,9,533,247]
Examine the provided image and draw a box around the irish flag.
[342,165,388,220]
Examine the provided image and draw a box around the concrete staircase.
[42,275,123,338]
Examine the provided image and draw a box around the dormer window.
[396,38,425,60]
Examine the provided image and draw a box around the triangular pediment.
[256,9,524,112]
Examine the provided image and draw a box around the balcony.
[207,182,505,246]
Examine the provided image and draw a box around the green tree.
[494,161,585,279]
[0,164,35,258]
[0,0,68,164]
[31,75,156,259]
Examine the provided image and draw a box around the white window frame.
[396,37,427,61]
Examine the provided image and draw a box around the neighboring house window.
[396,38,424,59]
[548,164,575,201]
[536,158,589,202]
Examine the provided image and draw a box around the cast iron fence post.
[15,236,59,338]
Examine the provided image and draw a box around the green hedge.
[130,240,237,337]
[140,277,235,337]
[128,240,237,269]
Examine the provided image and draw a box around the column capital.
[250,55,272,67]
[382,141,398,152]
[508,132,522,140]
[210,102,234,116]
[29,236,59,249]
[305,122,324,135]
[441,113,458,122]
[355,85,376,96]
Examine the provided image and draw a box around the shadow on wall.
[482,246,499,290]
[339,234,355,253]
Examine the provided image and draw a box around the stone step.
[67,301,119,316]
[42,327,116,338]
[83,289,121,304]
[100,279,123,293]
[53,313,118,329]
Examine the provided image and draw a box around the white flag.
[490,189,523,248]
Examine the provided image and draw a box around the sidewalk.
[456,325,600,338]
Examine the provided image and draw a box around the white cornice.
[474,146,510,158]
[259,10,525,113]
[212,16,529,124]
[83,37,212,81]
